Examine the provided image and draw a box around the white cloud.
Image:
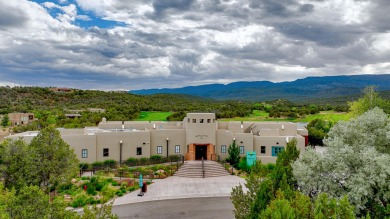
[0,0,389,90]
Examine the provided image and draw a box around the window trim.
[261,146,266,154]
[103,148,109,157]
[82,149,88,158]
[221,145,227,153]
[137,147,142,155]
[272,146,284,157]
[175,145,180,153]
[239,146,245,154]
[157,146,162,154]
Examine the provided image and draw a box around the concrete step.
[174,161,229,178]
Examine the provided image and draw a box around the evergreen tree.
[29,126,79,191]
[228,139,240,167]
[1,114,9,127]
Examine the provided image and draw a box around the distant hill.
[130,74,390,101]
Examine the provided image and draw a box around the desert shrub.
[101,186,116,202]
[95,182,104,192]
[238,157,249,172]
[125,157,138,166]
[150,155,162,161]
[92,161,104,168]
[71,193,90,208]
[86,183,97,196]
[169,155,180,162]
[103,159,117,168]
[139,157,149,165]
[79,163,91,170]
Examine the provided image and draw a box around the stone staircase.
[174,160,229,178]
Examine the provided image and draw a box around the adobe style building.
[8,113,308,164]
[8,113,35,126]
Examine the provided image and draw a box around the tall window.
[103,148,109,157]
[192,119,196,123]
[239,146,245,154]
[272,146,284,157]
[221,145,227,153]
[82,149,88,158]
[200,119,204,123]
[137,147,142,155]
[261,146,266,154]
[157,146,162,154]
[175,145,180,153]
[207,119,211,123]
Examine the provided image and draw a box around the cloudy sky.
[0,0,389,90]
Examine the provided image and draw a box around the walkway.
[113,175,246,206]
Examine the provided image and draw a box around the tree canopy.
[293,108,390,217]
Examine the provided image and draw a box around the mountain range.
[130,74,390,101]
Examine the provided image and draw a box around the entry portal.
[185,143,215,161]
[195,145,207,160]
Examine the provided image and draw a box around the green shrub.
[116,191,124,197]
[103,159,118,168]
[90,176,97,184]
[79,163,91,170]
[169,155,180,162]
[139,157,149,165]
[57,183,74,193]
[101,186,116,202]
[105,178,114,183]
[128,187,136,192]
[92,161,104,168]
[81,176,90,180]
[111,181,118,186]
[120,182,127,189]
[95,184,104,192]
[86,183,97,196]
[150,155,162,160]
[125,157,138,166]
[238,157,249,172]
[71,193,90,208]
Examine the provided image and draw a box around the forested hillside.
[131,74,390,101]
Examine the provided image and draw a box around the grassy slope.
[135,111,172,121]
[220,110,351,123]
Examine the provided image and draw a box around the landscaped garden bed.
[62,162,182,208]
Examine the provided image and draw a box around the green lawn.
[221,110,351,123]
[135,111,172,121]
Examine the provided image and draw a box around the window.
[207,119,211,123]
[192,119,196,123]
[261,146,266,154]
[188,118,190,123]
[175,145,180,153]
[239,146,245,154]
[272,146,284,157]
[157,146,162,154]
[103,148,109,157]
[137,147,142,155]
[82,149,88,158]
[221,145,227,153]
[200,119,204,123]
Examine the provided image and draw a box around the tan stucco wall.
[63,135,97,163]
[185,113,216,145]
[216,130,234,160]
[96,131,151,163]
[150,129,186,157]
